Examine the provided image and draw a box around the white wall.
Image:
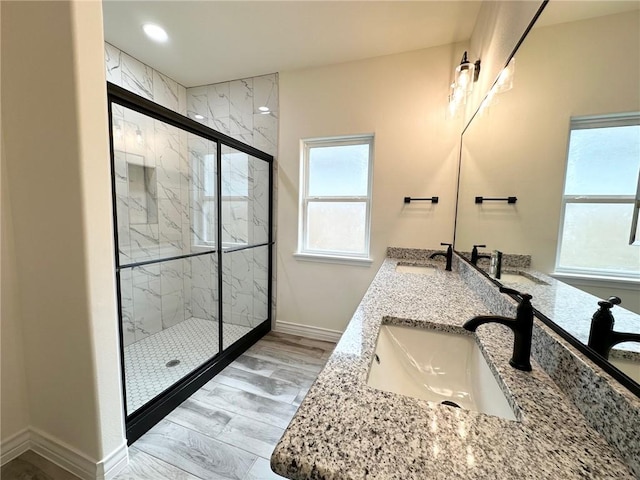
[456,12,640,273]
[277,44,465,332]
[0,1,31,444]
[2,0,126,474]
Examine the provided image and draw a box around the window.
[297,135,374,263]
[193,153,217,247]
[556,114,640,279]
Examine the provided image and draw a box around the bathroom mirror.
[454,1,640,394]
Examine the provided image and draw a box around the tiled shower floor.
[124,317,251,413]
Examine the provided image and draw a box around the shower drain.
[165,359,181,368]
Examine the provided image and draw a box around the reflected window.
[556,114,640,278]
[298,134,374,259]
[194,153,217,246]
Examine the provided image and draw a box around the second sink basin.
[367,324,517,420]
[498,272,546,286]
[395,264,437,275]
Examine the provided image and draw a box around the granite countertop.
[271,256,636,479]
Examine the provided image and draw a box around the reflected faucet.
[430,242,452,271]
[463,287,533,371]
[587,296,640,359]
[471,244,491,265]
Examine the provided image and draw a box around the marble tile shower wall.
[105,43,276,347]
[185,74,278,157]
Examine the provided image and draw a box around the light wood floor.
[1,332,335,480]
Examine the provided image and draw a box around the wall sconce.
[454,51,481,95]
[448,51,481,117]
[495,57,515,93]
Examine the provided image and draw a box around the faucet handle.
[599,296,621,309]
[473,244,486,248]
[499,286,532,302]
[440,242,452,247]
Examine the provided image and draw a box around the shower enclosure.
[107,83,273,442]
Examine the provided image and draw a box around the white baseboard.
[97,441,129,480]
[1,428,30,465]
[274,320,342,343]
[30,427,96,480]
[2,427,128,480]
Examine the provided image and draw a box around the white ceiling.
[102,1,482,88]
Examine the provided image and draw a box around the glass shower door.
[112,104,221,415]
[220,146,271,349]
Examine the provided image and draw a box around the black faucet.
[463,287,533,371]
[429,242,452,271]
[471,244,491,265]
[587,296,640,359]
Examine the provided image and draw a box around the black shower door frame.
[107,82,274,444]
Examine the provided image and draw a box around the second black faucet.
[430,242,452,271]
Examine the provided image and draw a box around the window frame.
[554,113,640,280]
[192,152,217,249]
[296,134,374,264]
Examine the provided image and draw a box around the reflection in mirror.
[455,1,640,393]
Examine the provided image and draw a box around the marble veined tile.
[193,384,298,429]
[253,113,277,157]
[135,420,256,480]
[161,260,185,295]
[121,52,153,100]
[130,224,160,262]
[105,43,122,86]
[161,291,185,329]
[115,447,201,480]
[178,84,187,116]
[252,74,278,114]
[208,82,230,119]
[133,276,162,341]
[230,79,253,137]
[186,86,210,126]
[153,70,179,112]
[212,116,231,136]
[191,286,213,321]
[159,198,183,253]
[120,270,135,347]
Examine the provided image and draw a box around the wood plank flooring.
[1,332,335,480]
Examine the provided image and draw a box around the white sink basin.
[367,324,517,420]
[396,265,437,275]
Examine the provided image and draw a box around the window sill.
[552,272,640,290]
[293,252,373,267]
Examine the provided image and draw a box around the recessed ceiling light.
[194,114,204,120]
[258,106,270,112]
[143,24,168,43]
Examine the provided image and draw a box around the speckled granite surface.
[455,258,640,475]
[271,255,637,479]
